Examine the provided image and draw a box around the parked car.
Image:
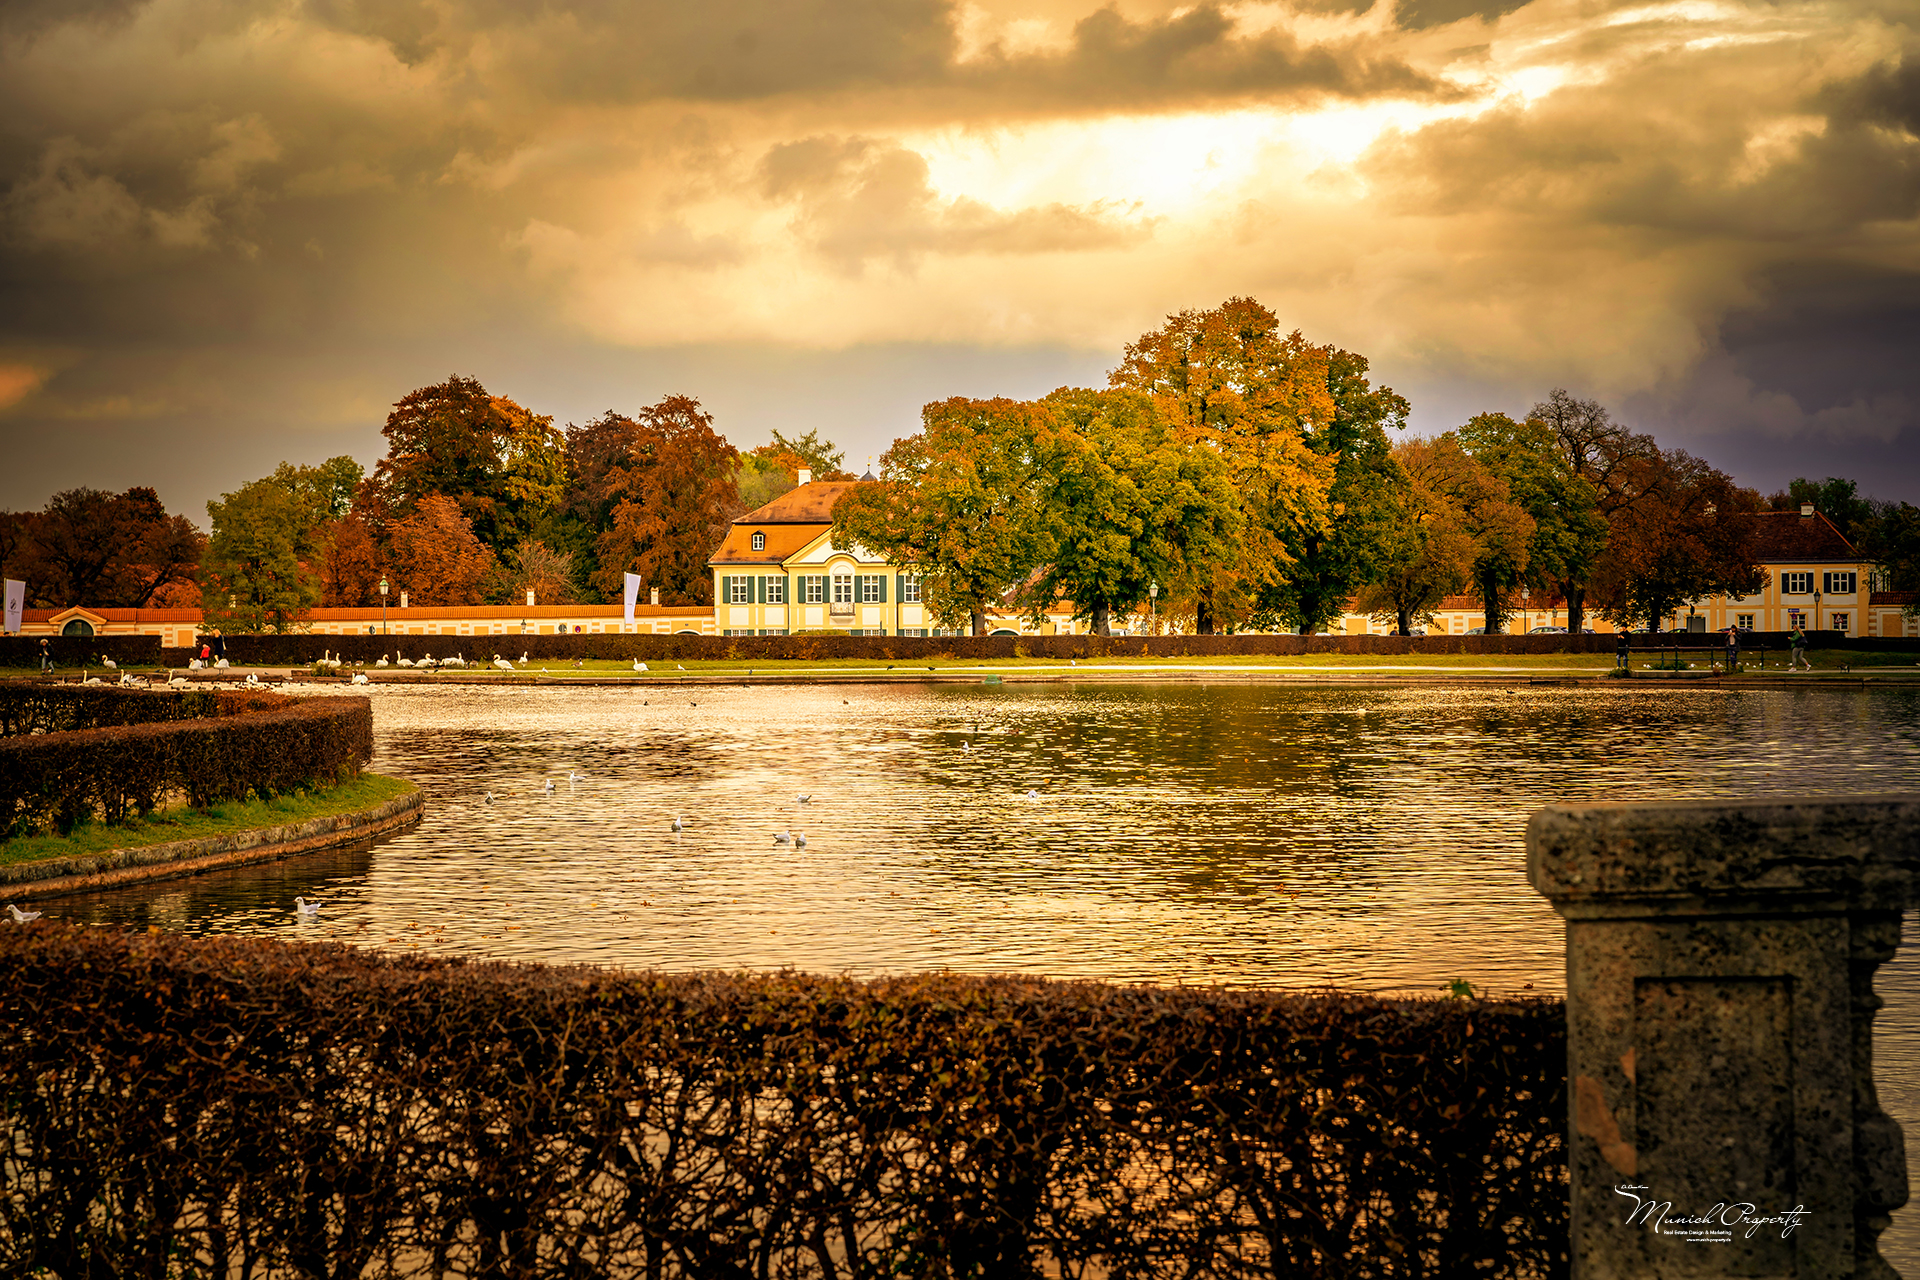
[1528,626,1568,634]
[1465,627,1486,635]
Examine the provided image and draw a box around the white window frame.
[902,574,920,603]
[729,578,751,604]
[804,576,825,604]
[1782,572,1814,594]
[1735,614,1755,630]
[832,574,854,605]
[860,575,881,604]
[765,577,785,604]
[1824,571,1856,594]
[751,532,765,552]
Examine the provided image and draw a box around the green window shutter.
[721,575,732,603]
[755,575,765,604]
[878,574,888,603]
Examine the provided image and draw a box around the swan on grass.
[493,655,513,672]
[376,655,389,668]
[633,660,649,672]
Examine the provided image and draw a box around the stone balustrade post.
[1528,795,1920,1279]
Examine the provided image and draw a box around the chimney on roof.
[797,468,812,486]
[1800,502,1815,517]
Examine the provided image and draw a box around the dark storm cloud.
[1392,0,1530,32]
[293,0,1451,110]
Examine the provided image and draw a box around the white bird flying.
[294,897,320,917]
[6,904,43,923]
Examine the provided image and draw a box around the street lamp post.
[1149,581,1159,636]
[1814,588,1822,634]
[379,577,389,635]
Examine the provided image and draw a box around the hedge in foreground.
[0,684,372,835]
[0,925,1569,1279]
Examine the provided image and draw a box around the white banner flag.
[623,572,643,626]
[2,579,22,635]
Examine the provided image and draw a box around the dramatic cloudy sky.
[1,0,1916,523]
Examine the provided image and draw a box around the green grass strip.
[0,772,417,868]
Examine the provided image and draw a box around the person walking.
[210,628,226,664]
[1615,628,1632,673]
[39,637,51,673]
[1788,623,1810,671]
[1723,623,1739,674]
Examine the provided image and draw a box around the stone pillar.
[1528,795,1920,1279]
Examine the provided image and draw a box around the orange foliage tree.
[388,495,496,607]
[582,396,739,606]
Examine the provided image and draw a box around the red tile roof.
[1741,510,1857,562]
[735,480,862,524]
[1871,591,1918,607]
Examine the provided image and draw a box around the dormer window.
[751,531,765,551]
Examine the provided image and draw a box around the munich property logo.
[1614,1186,1809,1244]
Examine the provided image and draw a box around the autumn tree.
[1354,438,1478,636]
[1587,449,1766,630]
[831,397,1048,635]
[1023,388,1242,635]
[318,514,384,607]
[497,540,578,606]
[1108,298,1336,632]
[1457,412,1605,633]
[7,487,204,608]
[736,428,853,514]
[585,396,739,606]
[200,480,320,632]
[1529,389,1655,632]
[371,376,567,554]
[386,495,496,607]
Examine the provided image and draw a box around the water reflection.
[40,680,1920,1266]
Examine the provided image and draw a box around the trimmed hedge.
[180,630,1619,666]
[0,924,1569,1279]
[0,683,372,834]
[0,634,164,668]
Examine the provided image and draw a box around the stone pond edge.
[3,782,424,901]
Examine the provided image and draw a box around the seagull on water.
[294,897,320,917]
[485,791,494,804]
[544,778,555,794]
[796,793,812,803]
[1026,789,1039,800]
[794,832,807,847]
[6,904,43,923]
[671,815,686,832]
[569,772,583,787]
[774,830,792,844]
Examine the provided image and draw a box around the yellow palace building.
[708,471,942,637]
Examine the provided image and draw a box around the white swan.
[633,660,648,671]
[376,655,390,668]
[519,652,529,665]
[351,672,369,685]
[493,655,513,671]
[397,657,414,668]
[102,656,116,669]
[168,676,189,689]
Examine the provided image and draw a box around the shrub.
[0,683,371,835]
[0,924,1569,1279]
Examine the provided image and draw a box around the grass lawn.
[508,651,1621,675]
[0,772,417,868]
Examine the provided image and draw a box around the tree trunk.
[1093,601,1111,636]
[1397,606,1412,636]
[1482,571,1502,634]
[1195,598,1214,635]
[1562,581,1586,634]
[971,609,987,637]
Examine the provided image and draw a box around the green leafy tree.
[200,480,320,633]
[831,397,1047,635]
[1262,346,1414,635]
[735,429,853,514]
[1867,503,1920,614]
[1457,412,1605,633]
[1023,389,1242,636]
[1529,389,1655,633]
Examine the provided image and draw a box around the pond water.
[44,679,1920,1265]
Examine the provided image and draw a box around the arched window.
[61,619,94,637]
[751,531,765,551]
